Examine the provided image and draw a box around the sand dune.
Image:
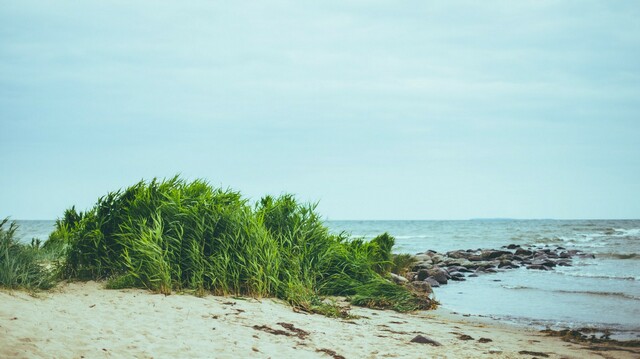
[1,282,635,358]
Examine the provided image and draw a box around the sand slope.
[0,282,635,358]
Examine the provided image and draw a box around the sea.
[12,219,640,339]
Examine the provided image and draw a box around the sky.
[1,1,639,220]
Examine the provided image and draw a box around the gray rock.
[416,269,430,281]
[414,254,431,262]
[515,248,533,256]
[412,261,432,271]
[481,250,512,260]
[425,277,441,287]
[427,268,449,284]
[390,273,408,284]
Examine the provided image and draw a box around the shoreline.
[2,281,638,358]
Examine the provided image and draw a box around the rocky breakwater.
[394,245,591,291]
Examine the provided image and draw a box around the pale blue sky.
[1,1,639,220]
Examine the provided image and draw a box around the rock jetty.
[401,245,590,290]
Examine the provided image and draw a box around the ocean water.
[326,220,640,339]
[11,219,640,338]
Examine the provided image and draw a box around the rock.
[447,250,470,259]
[450,276,466,281]
[559,251,571,259]
[448,271,465,278]
[481,250,512,260]
[506,244,519,249]
[412,261,432,271]
[515,248,533,256]
[425,277,441,287]
[458,334,474,340]
[416,269,430,281]
[478,337,493,343]
[467,273,479,278]
[427,268,449,284]
[414,254,431,262]
[410,335,441,346]
[390,273,408,284]
[526,264,551,270]
[531,259,556,268]
[443,259,463,267]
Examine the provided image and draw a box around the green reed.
[0,218,56,290]
[48,176,430,313]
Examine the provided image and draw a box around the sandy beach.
[1,282,636,359]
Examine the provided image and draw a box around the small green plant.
[0,218,56,290]
[390,253,417,277]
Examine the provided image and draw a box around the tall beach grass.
[46,176,432,313]
[0,218,56,290]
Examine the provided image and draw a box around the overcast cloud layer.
[1,1,639,219]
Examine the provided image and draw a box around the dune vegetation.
[42,176,432,315]
[0,218,56,290]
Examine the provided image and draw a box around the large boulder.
[416,269,430,281]
[427,268,449,284]
[425,277,441,287]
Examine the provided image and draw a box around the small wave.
[595,252,638,260]
[501,285,640,300]
[616,228,640,237]
[394,235,432,240]
[555,290,640,301]
[534,236,563,244]
[553,272,639,281]
[501,285,534,290]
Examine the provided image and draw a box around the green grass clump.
[390,253,417,277]
[350,279,431,312]
[0,218,56,290]
[48,176,432,313]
